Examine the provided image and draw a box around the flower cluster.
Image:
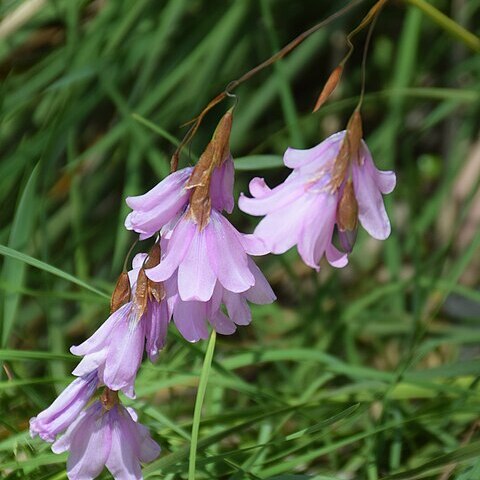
[239,112,396,269]
[30,250,165,479]
[31,95,395,479]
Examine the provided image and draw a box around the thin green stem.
[405,0,480,52]
[188,330,217,480]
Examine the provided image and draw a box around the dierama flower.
[71,250,169,398]
[125,156,235,240]
[239,112,396,270]
[126,109,275,307]
[30,371,98,442]
[146,208,269,302]
[52,391,160,480]
[165,257,275,342]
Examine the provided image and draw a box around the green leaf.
[0,245,109,299]
[1,163,39,347]
[189,330,216,480]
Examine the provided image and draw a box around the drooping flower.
[124,167,193,240]
[164,256,275,342]
[126,109,276,336]
[124,157,235,241]
[52,393,160,480]
[30,371,99,442]
[239,119,396,270]
[71,252,169,398]
[146,208,269,302]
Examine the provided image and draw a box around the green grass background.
[1,0,480,478]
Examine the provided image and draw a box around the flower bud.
[313,65,343,112]
[337,180,358,232]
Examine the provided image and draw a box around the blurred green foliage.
[0,0,480,478]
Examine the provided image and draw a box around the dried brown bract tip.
[313,65,343,113]
[134,268,149,319]
[330,110,364,191]
[144,243,161,269]
[144,243,165,304]
[110,272,131,314]
[330,139,350,191]
[346,110,363,164]
[187,108,234,229]
[337,180,358,232]
[186,109,233,190]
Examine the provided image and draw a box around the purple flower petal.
[125,167,193,239]
[210,156,234,213]
[207,211,254,293]
[178,226,216,301]
[362,144,396,194]
[72,350,107,377]
[326,243,349,268]
[253,192,316,254]
[243,258,276,305]
[238,175,304,216]
[133,420,162,463]
[239,234,270,256]
[297,194,337,270]
[62,402,111,480]
[146,214,196,282]
[102,316,146,399]
[173,299,209,343]
[223,290,251,326]
[248,177,271,198]
[352,146,393,240]
[70,303,131,357]
[126,167,192,211]
[105,408,142,480]
[30,371,98,442]
[209,310,236,334]
[145,300,169,362]
[283,131,345,171]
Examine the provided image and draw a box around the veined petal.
[238,175,304,216]
[51,407,90,455]
[207,211,254,293]
[209,310,236,335]
[71,350,106,377]
[30,372,98,442]
[178,226,216,301]
[253,192,316,254]
[243,258,276,305]
[248,177,271,198]
[63,402,111,480]
[146,215,195,282]
[145,300,169,362]
[102,317,146,398]
[239,234,270,256]
[210,156,234,213]
[105,407,142,480]
[352,154,392,240]
[223,290,251,326]
[283,131,345,170]
[173,300,209,343]
[70,303,131,356]
[125,167,192,211]
[297,193,337,270]
[134,421,161,463]
[326,243,349,268]
[361,143,396,194]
